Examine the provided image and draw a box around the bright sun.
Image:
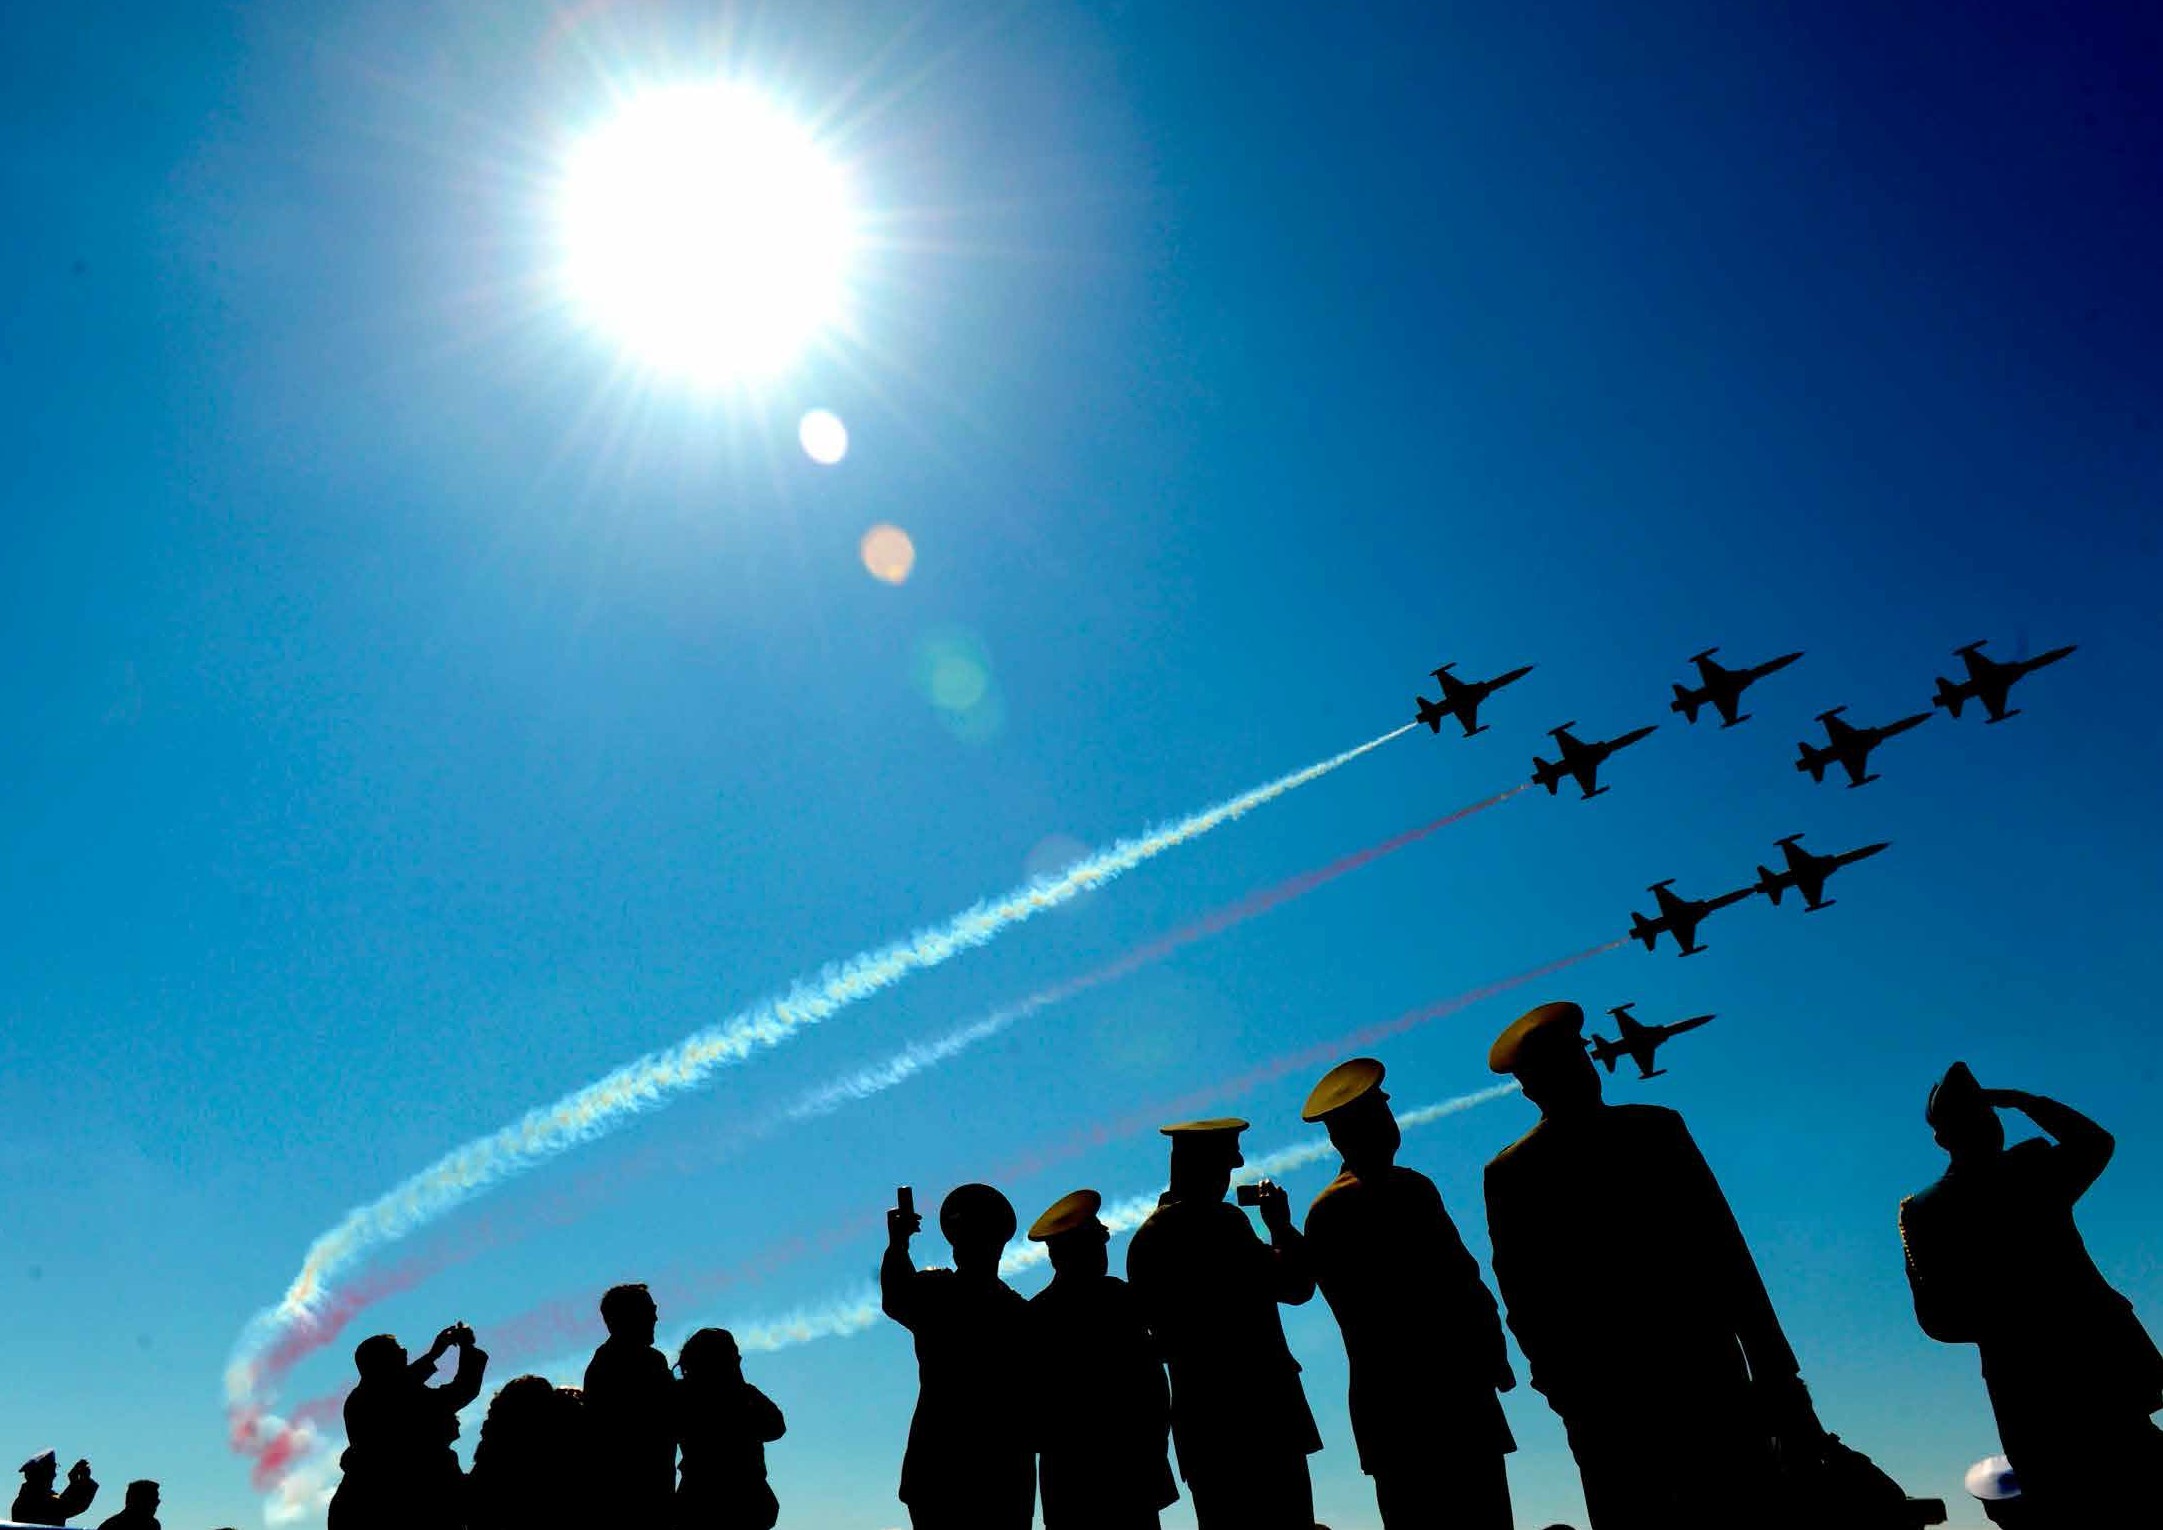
[558,83,855,384]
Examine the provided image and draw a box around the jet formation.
[1933,640,2078,724]
[1416,662,1535,737]
[1530,722,1659,799]
[1795,706,1933,788]
[1586,1003,1715,1079]
[1670,647,1804,728]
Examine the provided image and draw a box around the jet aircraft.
[1530,721,1658,799]
[1795,706,1931,787]
[1587,1003,1716,1078]
[1415,662,1535,737]
[1630,877,1755,957]
[1755,834,1890,912]
[1932,640,2076,724]
[1669,647,1804,727]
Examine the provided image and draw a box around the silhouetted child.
[675,1327,786,1530]
[328,1322,488,1530]
[882,1183,1035,1530]
[584,1282,678,1524]
[94,1479,160,1530]
[469,1374,594,1530]
[13,1451,97,1526]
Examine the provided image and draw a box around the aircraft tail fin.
[1533,758,1559,795]
[1756,866,1784,905]
[1796,745,1827,783]
[1630,912,1659,951]
[1595,1049,1617,1074]
[1933,677,1966,718]
[1670,683,1701,723]
[1416,698,1444,733]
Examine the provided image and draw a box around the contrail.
[229,725,1409,1401]
[238,765,1499,1396]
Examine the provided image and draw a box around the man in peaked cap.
[1901,1063,2163,1525]
[1302,1057,1517,1530]
[882,1182,1036,1529]
[1482,1002,1811,1529]
[1126,1118,1322,1530]
[1026,1189,1177,1530]
[13,1451,97,1526]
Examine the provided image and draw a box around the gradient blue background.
[2,1,2159,1524]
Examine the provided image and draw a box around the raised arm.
[1252,1181,1316,1305]
[880,1198,924,1328]
[440,1336,490,1413]
[1989,1088,2114,1199]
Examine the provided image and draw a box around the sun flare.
[558,83,855,384]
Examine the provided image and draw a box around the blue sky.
[3,0,2160,1525]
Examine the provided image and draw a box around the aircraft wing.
[1711,690,1743,726]
[1632,1042,1660,1079]
[1839,749,1871,787]
[1962,648,1999,683]
[1978,682,2014,721]
[1436,668,1471,701]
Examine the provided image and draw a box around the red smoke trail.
[245,786,1525,1394]
[276,929,1619,1420]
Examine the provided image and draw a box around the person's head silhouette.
[1489,1001,1601,1118]
[1028,1189,1110,1279]
[677,1327,743,1382]
[19,1450,56,1491]
[600,1282,659,1346]
[123,1480,159,1515]
[1303,1057,1400,1175]
[1161,1118,1248,1201]
[938,1183,1017,1275]
[353,1333,408,1382]
[1928,1062,2006,1163]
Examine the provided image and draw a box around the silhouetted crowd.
[13,1000,2158,1530]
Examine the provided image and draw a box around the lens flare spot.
[798,409,848,465]
[860,524,915,585]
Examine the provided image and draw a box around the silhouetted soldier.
[93,1480,159,1530]
[328,1323,488,1530]
[584,1283,678,1525]
[1483,1002,1809,1530]
[13,1452,97,1526]
[1126,1118,1322,1530]
[675,1326,787,1530]
[882,1183,1035,1529]
[1901,1064,2163,1524]
[1303,1058,1517,1529]
[469,1374,592,1530]
[1026,1189,1178,1530]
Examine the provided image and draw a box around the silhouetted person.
[584,1282,678,1526]
[470,1374,594,1530]
[327,1322,487,1530]
[13,1452,97,1526]
[1303,1058,1517,1530]
[1964,1455,2039,1528]
[1483,1002,1809,1530]
[94,1480,159,1530]
[675,1326,786,1530]
[1025,1189,1178,1530]
[882,1182,1036,1530]
[1901,1064,2163,1524]
[1126,1118,1321,1530]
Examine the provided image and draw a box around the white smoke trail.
[236,724,1410,1370]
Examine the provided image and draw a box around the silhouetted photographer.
[328,1322,487,1530]
[882,1183,1035,1530]
[1303,1058,1517,1530]
[13,1451,96,1526]
[1484,1002,1808,1530]
[1026,1188,1177,1530]
[1126,1118,1322,1530]
[1902,1063,2163,1524]
[674,1326,786,1530]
